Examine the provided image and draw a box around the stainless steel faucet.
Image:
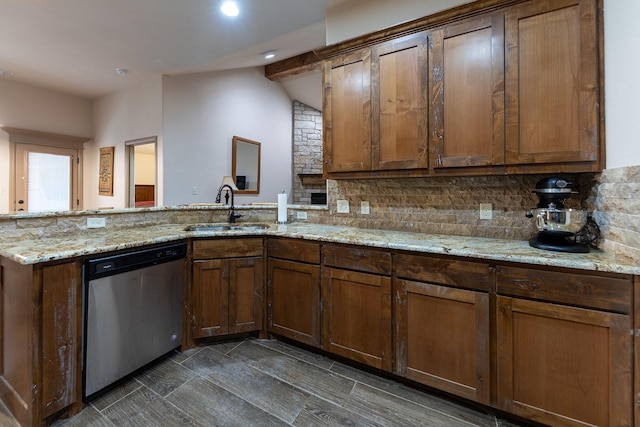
[216,184,243,223]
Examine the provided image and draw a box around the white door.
[14,144,80,212]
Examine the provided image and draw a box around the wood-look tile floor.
[2,338,531,426]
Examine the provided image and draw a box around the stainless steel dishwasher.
[83,241,186,397]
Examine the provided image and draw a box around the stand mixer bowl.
[532,208,587,235]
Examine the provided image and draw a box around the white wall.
[326,0,640,169]
[162,68,293,206]
[603,0,640,169]
[0,79,92,213]
[91,76,163,209]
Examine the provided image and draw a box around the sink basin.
[185,225,231,231]
[184,223,269,232]
[233,225,270,231]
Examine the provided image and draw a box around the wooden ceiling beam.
[264,0,528,81]
[264,51,322,81]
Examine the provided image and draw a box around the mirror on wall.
[232,136,260,194]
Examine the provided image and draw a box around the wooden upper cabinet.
[321,0,602,177]
[504,0,600,170]
[323,49,371,173]
[430,15,505,170]
[372,32,429,170]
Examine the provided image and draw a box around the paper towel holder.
[277,190,288,224]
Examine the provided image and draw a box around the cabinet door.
[41,261,82,418]
[396,280,490,404]
[321,267,392,371]
[323,49,372,173]
[192,259,228,338]
[497,296,632,426]
[228,257,263,334]
[371,32,428,170]
[504,0,600,168]
[430,15,504,170]
[267,258,320,346]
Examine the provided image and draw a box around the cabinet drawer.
[193,238,263,259]
[396,253,491,291]
[267,238,320,264]
[496,265,632,314]
[323,244,391,275]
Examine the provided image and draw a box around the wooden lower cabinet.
[190,239,263,340]
[497,296,631,426]
[396,280,490,404]
[267,238,321,346]
[496,265,633,427]
[394,253,492,404]
[321,244,392,371]
[268,258,320,346]
[0,257,82,427]
[322,267,392,370]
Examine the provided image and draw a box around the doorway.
[126,136,157,208]
[5,127,87,213]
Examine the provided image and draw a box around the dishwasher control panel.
[84,241,187,280]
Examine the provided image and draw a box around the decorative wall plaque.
[99,147,114,196]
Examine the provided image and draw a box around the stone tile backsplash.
[324,174,593,240]
[587,165,640,262]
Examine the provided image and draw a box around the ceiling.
[0,0,346,100]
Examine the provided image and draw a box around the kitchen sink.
[184,223,270,232]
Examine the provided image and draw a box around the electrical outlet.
[87,217,106,228]
[296,211,308,220]
[337,199,350,213]
[361,201,370,215]
[479,203,493,220]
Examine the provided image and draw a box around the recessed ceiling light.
[115,68,129,76]
[261,50,276,59]
[221,1,239,17]
[0,69,14,77]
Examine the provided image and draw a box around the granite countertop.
[1,222,638,275]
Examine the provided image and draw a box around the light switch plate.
[479,203,493,220]
[361,201,370,215]
[87,217,106,228]
[337,199,350,213]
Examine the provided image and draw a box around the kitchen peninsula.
[0,206,638,426]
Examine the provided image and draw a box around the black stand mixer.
[526,177,597,253]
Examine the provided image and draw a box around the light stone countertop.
[1,222,638,275]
